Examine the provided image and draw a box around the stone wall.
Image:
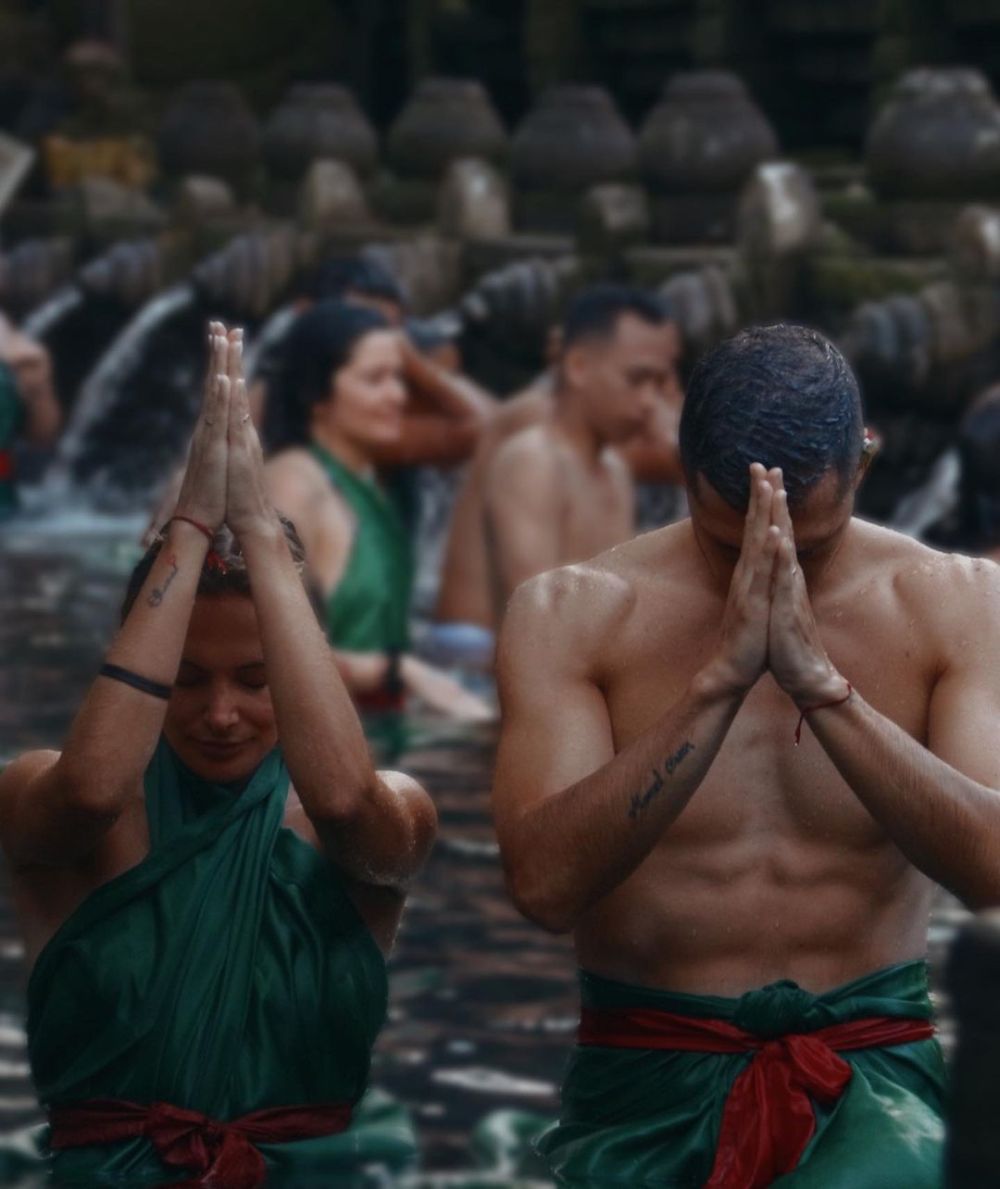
[23,1,1000,155]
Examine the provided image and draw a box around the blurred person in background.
[255,254,494,478]
[265,300,490,720]
[430,285,679,664]
[0,325,435,1186]
[0,311,61,515]
[148,254,494,546]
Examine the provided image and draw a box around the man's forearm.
[808,691,1000,907]
[505,667,745,932]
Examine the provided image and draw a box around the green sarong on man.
[538,962,945,1188]
[26,739,415,1185]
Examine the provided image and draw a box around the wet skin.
[8,596,420,971]
[435,320,684,630]
[494,468,1000,996]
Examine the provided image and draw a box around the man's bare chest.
[558,466,631,561]
[601,596,935,844]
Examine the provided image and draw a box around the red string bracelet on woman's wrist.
[794,682,853,745]
[169,515,214,544]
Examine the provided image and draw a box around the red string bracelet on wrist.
[169,514,214,544]
[794,683,853,745]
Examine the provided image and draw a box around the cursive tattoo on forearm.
[628,740,696,819]
[147,555,179,607]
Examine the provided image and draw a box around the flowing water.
[20,288,85,342]
[45,285,201,505]
[0,510,971,1185]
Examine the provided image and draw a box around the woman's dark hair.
[679,323,865,510]
[300,254,407,309]
[121,517,307,623]
[265,300,390,449]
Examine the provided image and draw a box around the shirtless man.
[433,295,683,650]
[432,288,673,660]
[493,324,1000,1187]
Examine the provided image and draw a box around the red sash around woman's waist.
[48,1098,353,1188]
[0,449,13,482]
[579,1005,935,1189]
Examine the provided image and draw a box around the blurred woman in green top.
[266,301,489,718]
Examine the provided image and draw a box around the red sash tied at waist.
[579,1005,935,1189]
[49,1098,353,1188]
[0,449,13,482]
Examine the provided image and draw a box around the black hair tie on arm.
[98,662,172,701]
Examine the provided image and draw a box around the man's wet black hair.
[561,284,670,351]
[679,324,865,510]
[301,255,407,310]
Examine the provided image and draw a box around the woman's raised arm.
[225,351,436,891]
[0,326,232,869]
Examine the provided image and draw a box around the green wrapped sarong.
[26,739,415,1185]
[310,443,414,654]
[539,962,945,1188]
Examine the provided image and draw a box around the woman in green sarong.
[265,300,490,720]
[0,324,437,1186]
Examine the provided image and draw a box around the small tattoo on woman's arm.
[628,740,696,819]
[147,555,179,607]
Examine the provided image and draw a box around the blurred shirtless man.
[493,324,1000,1187]
[431,287,675,660]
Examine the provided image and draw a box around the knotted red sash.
[579,1006,935,1189]
[0,450,13,481]
[49,1098,353,1188]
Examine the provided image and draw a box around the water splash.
[20,285,84,341]
[43,283,198,503]
[243,301,297,378]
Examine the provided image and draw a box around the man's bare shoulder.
[485,423,561,498]
[851,518,1000,632]
[490,422,557,469]
[500,527,686,655]
[850,518,997,587]
[500,556,634,659]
